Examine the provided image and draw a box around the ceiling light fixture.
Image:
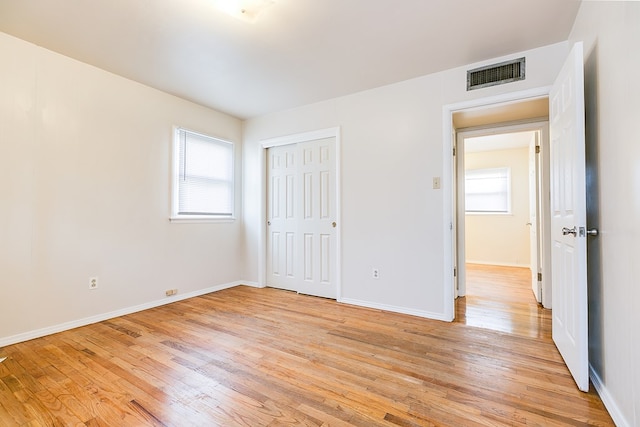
[211,0,275,23]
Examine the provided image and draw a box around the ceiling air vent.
[467,57,525,91]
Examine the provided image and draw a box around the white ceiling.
[0,0,581,119]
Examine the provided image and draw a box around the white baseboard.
[0,281,244,348]
[339,298,451,322]
[590,364,630,427]
[240,280,264,288]
[465,260,531,268]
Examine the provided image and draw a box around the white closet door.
[266,144,299,292]
[267,138,337,299]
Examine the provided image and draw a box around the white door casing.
[266,136,338,299]
[454,131,465,297]
[549,41,589,392]
[529,132,542,303]
[455,123,547,302]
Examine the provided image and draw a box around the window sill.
[169,216,235,224]
[465,212,513,216]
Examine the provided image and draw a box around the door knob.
[332,221,337,228]
[267,220,271,226]
[586,228,598,236]
[562,226,577,236]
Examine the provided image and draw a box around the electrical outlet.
[89,277,98,290]
[165,289,178,296]
[372,268,380,279]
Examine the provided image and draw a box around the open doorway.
[464,130,537,270]
[456,127,548,337]
[450,97,552,337]
[445,46,590,391]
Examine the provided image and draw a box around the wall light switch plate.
[433,177,441,189]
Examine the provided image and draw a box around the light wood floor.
[0,271,613,426]
[456,263,551,339]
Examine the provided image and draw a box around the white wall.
[242,42,568,320]
[569,2,640,426]
[0,33,244,345]
[464,147,530,267]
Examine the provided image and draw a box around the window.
[465,167,510,214]
[171,128,234,220]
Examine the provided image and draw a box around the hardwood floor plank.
[0,271,613,426]
[0,378,32,426]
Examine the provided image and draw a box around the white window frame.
[464,167,512,215]
[170,127,235,222]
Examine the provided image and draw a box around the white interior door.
[266,138,337,299]
[550,41,589,392]
[528,133,541,303]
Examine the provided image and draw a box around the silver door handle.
[562,226,577,236]
[587,228,598,236]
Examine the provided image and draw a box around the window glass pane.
[184,136,232,181]
[174,129,234,218]
[465,167,510,213]
[179,181,232,215]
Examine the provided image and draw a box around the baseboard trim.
[466,260,531,268]
[0,281,246,348]
[339,298,451,322]
[590,364,630,427]
[240,280,264,288]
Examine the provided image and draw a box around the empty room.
[0,1,638,426]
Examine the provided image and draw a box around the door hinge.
[454,267,457,278]
[535,145,540,154]
[537,272,542,281]
[453,147,456,156]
